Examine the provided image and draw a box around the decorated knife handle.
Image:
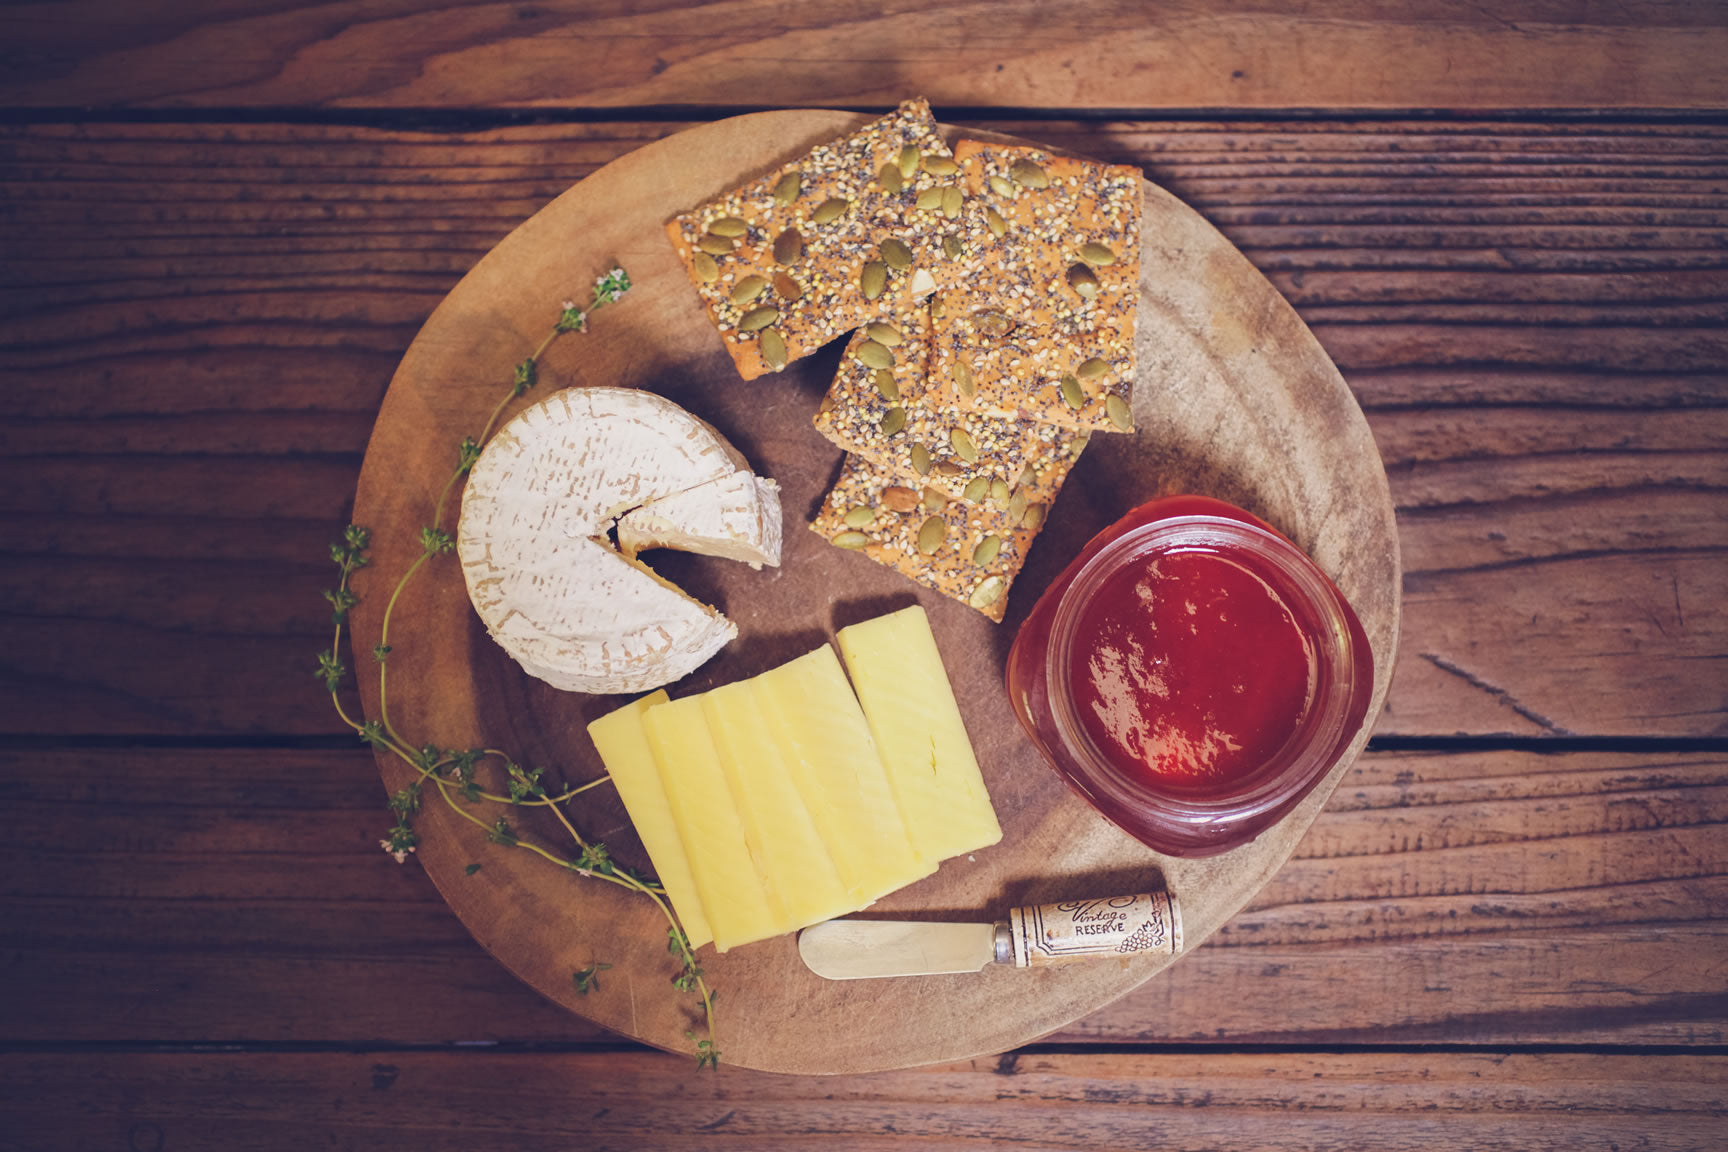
[1000,891,1182,968]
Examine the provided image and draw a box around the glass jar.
[1007,496,1374,857]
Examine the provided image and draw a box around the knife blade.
[798,890,1180,980]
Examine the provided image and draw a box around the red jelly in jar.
[1007,496,1374,857]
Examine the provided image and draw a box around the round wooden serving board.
[349,111,1400,1075]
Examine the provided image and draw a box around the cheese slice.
[458,386,772,695]
[641,693,780,952]
[751,646,932,905]
[595,615,990,954]
[616,471,783,570]
[700,681,854,931]
[837,606,1003,863]
[585,691,713,950]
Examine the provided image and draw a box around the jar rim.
[1043,514,1365,836]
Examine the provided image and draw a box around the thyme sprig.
[318,266,720,1068]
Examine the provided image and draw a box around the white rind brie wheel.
[458,386,781,695]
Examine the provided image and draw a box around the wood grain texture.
[2,119,1723,739]
[5,746,1722,1048]
[341,109,1397,1072]
[3,1,1728,111]
[2,1049,1724,1151]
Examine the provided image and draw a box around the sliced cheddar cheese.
[585,690,712,950]
[642,694,780,952]
[837,606,1003,862]
[751,645,933,905]
[593,620,1000,955]
[700,681,855,931]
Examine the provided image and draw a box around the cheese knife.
[798,891,1181,980]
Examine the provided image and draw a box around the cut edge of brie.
[616,472,783,570]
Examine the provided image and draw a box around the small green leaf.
[464,863,482,876]
[316,650,347,691]
[507,762,546,804]
[323,586,359,624]
[330,525,372,575]
[577,841,612,875]
[457,437,482,474]
[572,962,612,995]
[688,1037,720,1070]
[420,526,454,556]
[443,750,481,801]
[512,357,537,395]
[387,783,421,815]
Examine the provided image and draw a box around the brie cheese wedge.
[458,387,780,695]
[617,471,783,569]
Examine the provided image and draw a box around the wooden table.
[3,4,1725,1147]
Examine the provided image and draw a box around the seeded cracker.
[811,445,1085,622]
[668,100,979,381]
[812,300,1080,503]
[928,142,1142,433]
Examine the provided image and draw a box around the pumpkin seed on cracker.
[759,328,788,371]
[729,275,768,306]
[969,575,1007,610]
[860,259,887,300]
[738,306,779,332]
[855,339,894,369]
[773,228,803,264]
[813,196,851,224]
[867,321,904,347]
[1079,241,1117,266]
[917,516,947,554]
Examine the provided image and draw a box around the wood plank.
[3,2,1727,111]
[4,747,1723,1048]
[1,1049,1723,1151]
[1,120,1724,737]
